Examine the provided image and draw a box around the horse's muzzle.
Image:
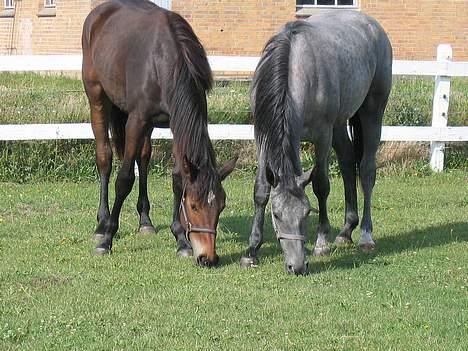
[197,254,219,267]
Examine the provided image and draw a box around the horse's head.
[179,157,237,267]
[268,169,314,275]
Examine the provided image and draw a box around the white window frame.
[44,0,56,8]
[4,0,14,9]
[297,0,358,8]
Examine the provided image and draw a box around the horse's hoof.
[177,248,193,257]
[335,235,353,246]
[94,247,111,256]
[91,233,104,241]
[313,245,331,256]
[240,255,258,269]
[138,225,156,235]
[359,242,376,252]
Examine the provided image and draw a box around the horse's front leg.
[311,135,332,256]
[240,156,270,268]
[136,132,156,235]
[332,125,359,245]
[170,167,193,257]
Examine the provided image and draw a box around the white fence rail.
[1,45,467,171]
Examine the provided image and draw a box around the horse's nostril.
[286,263,309,276]
[197,255,210,267]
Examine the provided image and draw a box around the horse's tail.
[349,114,363,176]
[252,22,306,176]
[109,104,128,160]
[166,11,214,167]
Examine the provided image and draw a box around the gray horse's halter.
[270,203,306,241]
[179,183,217,242]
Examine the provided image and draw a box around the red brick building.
[0,1,467,60]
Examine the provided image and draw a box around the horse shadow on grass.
[217,214,467,273]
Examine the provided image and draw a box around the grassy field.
[1,172,467,350]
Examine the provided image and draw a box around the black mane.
[252,22,308,182]
[166,11,217,201]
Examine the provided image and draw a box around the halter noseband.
[271,203,306,242]
[179,183,217,242]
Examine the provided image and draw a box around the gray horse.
[240,11,392,275]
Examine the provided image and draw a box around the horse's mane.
[166,10,218,201]
[252,21,308,183]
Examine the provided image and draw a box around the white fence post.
[430,44,452,172]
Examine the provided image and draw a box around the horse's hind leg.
[85,80,112,241]
[240,151,270,268]
[332,125,359,245]
[136,132,156,235]
[95,113,149,254]
[356,93,387,251]
[311,133,333,256]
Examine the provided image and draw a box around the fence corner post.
[430,44,452,172]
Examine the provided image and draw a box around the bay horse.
[82,0,235,266]
[240,11,392,275]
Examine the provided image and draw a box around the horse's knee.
[311,167,330,199]
[95,144,112,172]
[254,186,270,207]
[115,170,135,197]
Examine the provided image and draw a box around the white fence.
[1,45,467,171]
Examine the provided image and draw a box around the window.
[149,0,171,10]
[44,0,55,8]
[297,0,357,7]
[4,0,14,9]
[38,0,56,17]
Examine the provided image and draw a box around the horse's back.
[82,0,172,114]
[288,11,392,129]
[304,10,392,69]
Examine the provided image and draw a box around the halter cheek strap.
[179,184,217,242]
[271,203,306,242]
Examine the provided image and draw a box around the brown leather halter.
[179,183,217,242]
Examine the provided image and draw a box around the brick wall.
[173,0,296,56]
[0,0,91,55]
[361,0,468,61]
[0,0,466,60]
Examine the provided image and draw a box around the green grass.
[0,72,467,126]
[0,73,467,183]
[1,173,467,350]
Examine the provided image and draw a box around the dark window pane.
[317,1,335,5]
[298,0,316,5]
[338,0,354,5]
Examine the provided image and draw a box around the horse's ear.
[265,166,277,187]
[296,168,313,189]
[182,155,199,182]
[219,157,237,181]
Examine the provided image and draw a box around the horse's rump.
[252,11,392,179]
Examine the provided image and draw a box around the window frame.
[4,0,14,10]
[44,0,56,8]
[297,0,358,8]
